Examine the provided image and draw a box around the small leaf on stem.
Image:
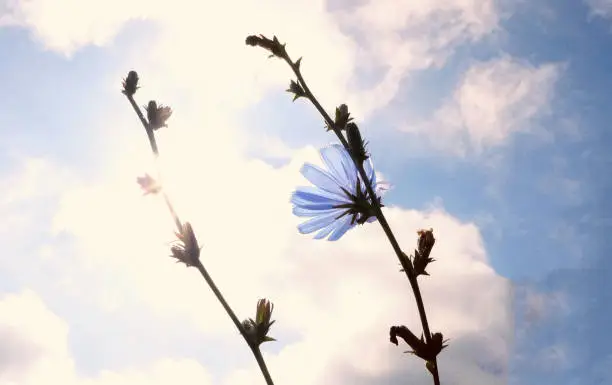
[286,80,306,102]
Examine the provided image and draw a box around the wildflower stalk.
[248,37,441,385]
[193,259,276,385]
[123,87,276,385]
[252,346,275,385]
[125,94,159,157]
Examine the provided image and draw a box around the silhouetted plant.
[120,34,446,385]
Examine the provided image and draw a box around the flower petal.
[291,188,347,207]
[297,210,344,234]
[300,163,345,196]
[291,143,384,239]
[293,206,338,217]
[363,157,376,187]
[313,221,339,240]
[320,144,357,189]
[327,215,354,241]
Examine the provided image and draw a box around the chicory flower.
[291,144,387,241]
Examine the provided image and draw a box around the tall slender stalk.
[246,35,442,385]
[123,90,276,385]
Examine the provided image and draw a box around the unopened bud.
[122,70,139,96]
[242,299,277,347]
[417,228,435,259]
[245,34,286,58]
[346,123,369,164]
[145,100,173,131]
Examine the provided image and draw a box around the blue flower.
[291,144,388,241]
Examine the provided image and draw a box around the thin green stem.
[126,95,158,156]
[126,94,181,231]
[280,51,441,385]
[194,257,276,385]
[193,261,246,337]
[193,256,275,385]
[124,92,275,385]
[162,192,183,234]
[251,346,276,385]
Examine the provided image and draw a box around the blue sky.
[0,1,610,385]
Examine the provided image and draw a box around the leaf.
[286,80,306,102]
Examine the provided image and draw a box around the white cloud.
[1,148,512,384]
[242,133,299,161]
[0,290,215,385]
[0,155,70,206]
[0,290,75,385]
[404,56,560,155]
[0,155,75,280]
[0,0,148,54]
[80,359,214,385]
[333,0,501,115]
[0,0,502,120]
[40,132,513,383]
[0,128,513,385]
[0,0,358,114]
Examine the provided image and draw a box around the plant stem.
[251,346,276,385]
[193,259,276,385]
[126,94,181,231]
[162,192,183,234]
[193,261,248,340]
[280,51,441,385]
[126,95,158,156]
[124,92,276,385]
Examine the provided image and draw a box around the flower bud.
[346,123,369,164]
[122,71,139,96]
[417,228,436,259]
[146,100,173,131]
[245,34,286,58]
[169,222,201,267]
[242,298,276,347]
[332,104,353,131]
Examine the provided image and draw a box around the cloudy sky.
[0,0,610,384]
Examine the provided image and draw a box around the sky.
[0,0,610,384]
